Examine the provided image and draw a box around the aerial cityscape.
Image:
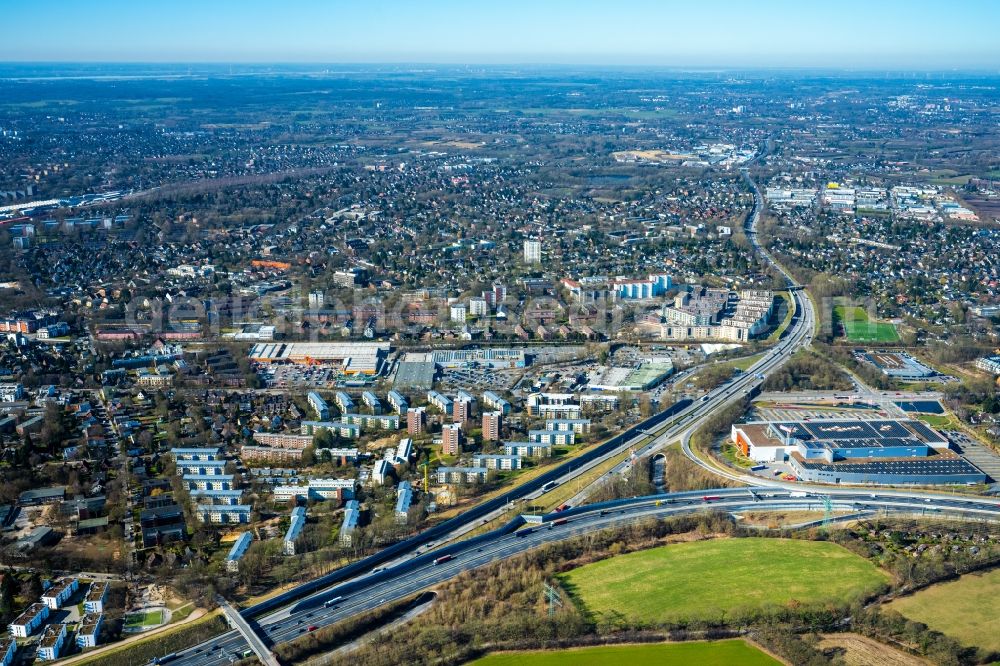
[1,2,999,665]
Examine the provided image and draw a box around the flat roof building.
[189,489,246,505]
[183,474,234,491]
[482,411,502,441]
[300,421,361,439]
[441,423,462,456]
[254,431,314,449]
[0,637,15,666]
[177,460,228,476]
[83,581,109,614]
[472,454,522,471]
[36,622,66,660]
[196,504,252,524]
[169,447,223,461]
[341,413,400,431]
[76,613,103,649]
[430,348,526,369]
[504,442,552,458]
[732,418,986,485]
[436,466,489,484]
[546,418,591,433]
[273,478,355,504]
[41,578,79,609]
[529,429,575,446]
[8,603,49,637]
[248,342,389,375]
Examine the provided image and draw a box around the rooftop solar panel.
[867,420,911,438]
[804,420,880,440]
[903,420,945,444]
[797,457,982,475]
[773,422,811,440]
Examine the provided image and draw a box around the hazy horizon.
[4,0,999,69]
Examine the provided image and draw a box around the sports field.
[125,609,165,627]
[834,305,899,343]
[886,567,1000,652]
[559,538,888,625]
[469,640,781,666]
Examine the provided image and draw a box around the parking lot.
[439,366,520,391]
[945,430,1000,485]
[256,363,373,389]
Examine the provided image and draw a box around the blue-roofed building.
[394,481,413,524]
[335,391,354,414]
[196,504,252,524]
[732,418,986,485]
[482,391,511,415]
[177,460,228,476]
[284,506,307,555]
[362,391,383,414]
[226,532,253,572]
[307,391,330,420]
[183,474,234,491]
[189,488,246,505]
[387,390,409,415]
[170,447,224,461]
[339,500,361,546]
[427,390,452,413]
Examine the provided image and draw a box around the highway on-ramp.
[158,163,951,666]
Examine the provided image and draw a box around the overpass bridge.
[216,597,280,666]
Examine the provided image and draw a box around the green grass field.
[915,413,959,430]
[766,291,794,342]
[468,640,780,666]
[560,538,888,625]
[886,567,1000,652]
[125,609,165,627]
[833,305,900,343]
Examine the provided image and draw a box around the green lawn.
[766,291,794,342]
[560,538,888,625]
[887,567,1000,652]
[728,353,766,373]
[915,413,959,430]
[468,640,780,666]
[125,609,165,627]
[833,305,900,343]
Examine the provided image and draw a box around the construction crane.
[420,461,430,493]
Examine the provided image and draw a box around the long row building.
[731,418,986,485]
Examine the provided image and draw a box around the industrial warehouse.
[731,418,987,485]
[248,342,390,374]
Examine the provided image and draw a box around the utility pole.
[543,581,563,616]
[822,495,833,530]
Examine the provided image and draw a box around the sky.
[4,0,999,69]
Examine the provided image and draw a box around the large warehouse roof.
[249,342,389,374]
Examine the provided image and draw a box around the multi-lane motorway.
[164,167,991,665]
[171,488,1000,665]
